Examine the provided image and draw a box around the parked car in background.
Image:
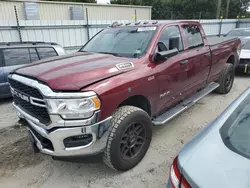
[167,87,250,188]
[0,42,65,98]
[225,28,250,38]
[236,39,250,73]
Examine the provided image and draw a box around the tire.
[18,117,27,125]
[216,63,234,94]
[103,106,152,171]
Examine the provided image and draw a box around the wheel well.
[118,95,151,116]
[227,55,235,65]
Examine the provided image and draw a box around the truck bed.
[207,36,238,46]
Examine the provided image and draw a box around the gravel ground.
[0,98,18,129]
[0,76,250,188]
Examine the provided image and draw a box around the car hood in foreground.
[178,88,250,188]
[14,52,135,91]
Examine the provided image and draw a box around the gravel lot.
[0,98,18,129]
[0,76,249,188]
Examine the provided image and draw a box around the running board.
[152,82,219,126]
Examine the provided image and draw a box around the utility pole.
[225,0,230,19]
[216,0,222,19]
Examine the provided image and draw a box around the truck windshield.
[80,27,157,58]
[220,91,250,160]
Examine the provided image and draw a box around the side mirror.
[169,37,180,50]
[154,48,179,62]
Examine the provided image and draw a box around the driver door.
[154,25,190,113]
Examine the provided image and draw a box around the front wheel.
[103,106,152,171]
[216,63,234,94]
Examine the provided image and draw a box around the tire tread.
[103,106,148,170]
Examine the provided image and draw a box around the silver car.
[225,28,250,38]
[0,42,65,98]
[167,87,250,188]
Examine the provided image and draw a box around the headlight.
[46,96,100,120]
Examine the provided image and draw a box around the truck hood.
[15,52,135,90]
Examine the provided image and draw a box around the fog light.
[63,134,93,148]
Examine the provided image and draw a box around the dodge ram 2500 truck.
[9,21,241,171]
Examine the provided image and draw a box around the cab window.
[182,24,204,49]
[157,25,183,52]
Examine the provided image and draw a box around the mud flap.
[28,131,39,153]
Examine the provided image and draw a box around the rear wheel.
[216,63,234,94]
[103,106,152,171]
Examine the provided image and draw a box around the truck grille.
[8,79,43,99]
[240,59,250,65]
[9,78,51,125]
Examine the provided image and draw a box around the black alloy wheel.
[120,122,146,160]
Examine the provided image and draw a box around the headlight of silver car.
[45,96,101,120]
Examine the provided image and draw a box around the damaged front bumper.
[14,103,111,157]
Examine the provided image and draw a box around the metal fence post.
[14,5,22,42]
[134,9,137,22]
[219,19,223,36]
[86,8,90,41]
[236,19,240,28]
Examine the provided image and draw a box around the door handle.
[180,60,189,65]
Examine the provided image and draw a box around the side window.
[29,48,39,62]
[3,48,31,66]
[183,24,204,49]
[37,47,57,60]
[158,26,183,52]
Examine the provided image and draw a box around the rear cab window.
[3,48,31,66]
[36,47,57,60]
[220,93,250,160]
[182,24,204,49]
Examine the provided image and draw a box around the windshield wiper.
[98,52,121,57]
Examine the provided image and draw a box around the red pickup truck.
[9,21,241,171]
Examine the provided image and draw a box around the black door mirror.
[169,37,180,50]
[154,48,179,62]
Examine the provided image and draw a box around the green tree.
[221,0,250,18]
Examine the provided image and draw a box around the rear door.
[2,48,31,83]
[180,24,211,94]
